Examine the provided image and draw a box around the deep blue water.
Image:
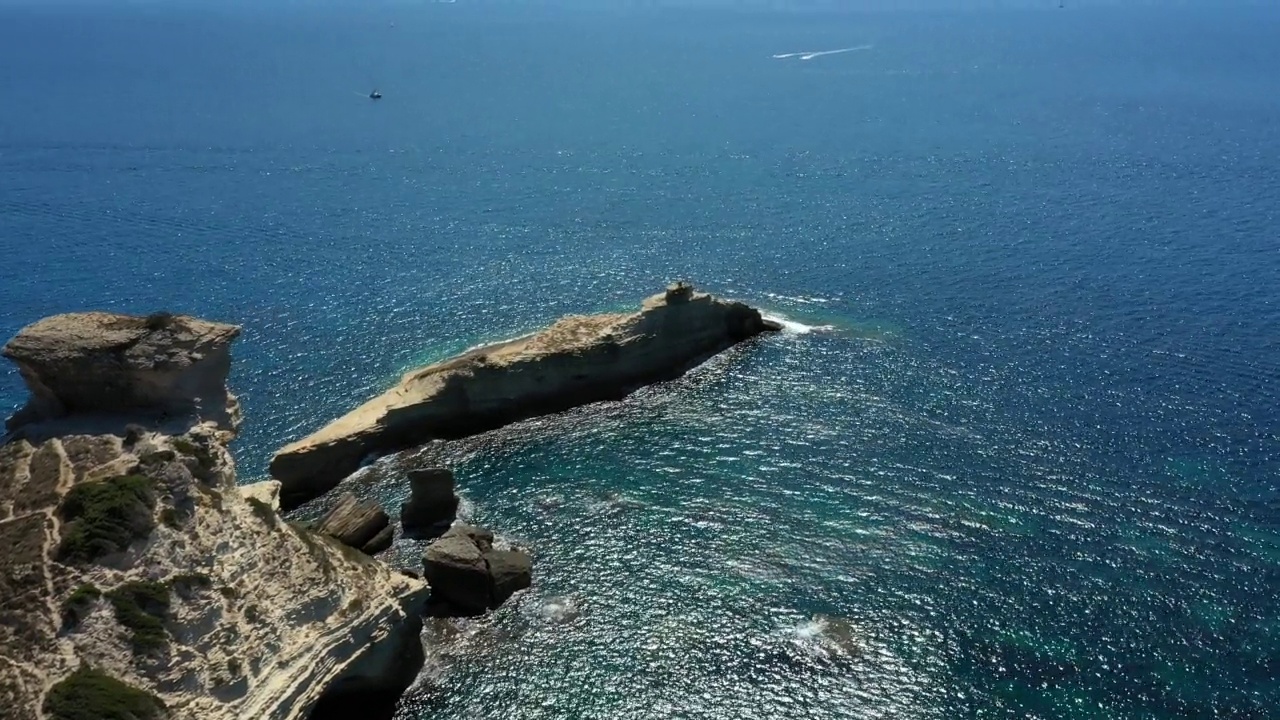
[2,4,1279,719]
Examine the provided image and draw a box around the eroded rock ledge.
[271,283,780,509]
[2,312,241,434]
[0,312,429,720]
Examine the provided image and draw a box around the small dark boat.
[369,89,382,100]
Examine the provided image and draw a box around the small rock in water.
[422,524,532,616]
[486,550,533,607]
[423,534,491,616]
[363,524,396,555]
[313,492,392,555]
[400,467,459,539]
[444,523,494,552]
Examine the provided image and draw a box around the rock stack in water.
[399,467,459,539]
[0,312,429,720]
[271,283,781,509]
[422,524,532,616]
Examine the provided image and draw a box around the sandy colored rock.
[2,312,241,433]
[442,523,495,553]
[239,480,282,511]
[0,428,428,720]
[0,312,429,720]
[272,284,779,509]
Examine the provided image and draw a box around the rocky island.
[0,313,428,720]
[271,283,780,509]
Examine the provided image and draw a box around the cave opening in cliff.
[306,629,426,720]
[307,687,407,720]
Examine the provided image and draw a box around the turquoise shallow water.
[2,3,1278,718]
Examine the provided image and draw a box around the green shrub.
[44,666,166,720]
[61,585,102,630]
[106,581,171,655]
[57,475,156,564]
[138,449,176,465]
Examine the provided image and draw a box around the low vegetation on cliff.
[44,666,167,720]
[57,474,157,564]
[60,584,102,630]
[106,581,172,655]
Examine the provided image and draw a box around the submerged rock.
[0,312,428,720]
[399,467,458,538]
[422,524,531,616]
[313,493,393,556]
[271,283,781,509]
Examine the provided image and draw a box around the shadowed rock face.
[399,468,458,539]
[272,284,780,509]
[422,524,531,617]
[2,312,241,433]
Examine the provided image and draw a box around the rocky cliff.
[271,283,779,509]
[2,312,241,434]
[0,313,429,720]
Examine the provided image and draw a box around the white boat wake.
[772,45,873,61]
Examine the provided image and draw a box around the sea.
[1,2,1278,718]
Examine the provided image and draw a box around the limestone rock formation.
[422,532,490,616]
[2,312,241,434]
[272,284,781,509]
[0,313,429,720]
[422,524,531,616]
[399,467,458,538]
[312,493,393,556]
[239,480,282,511]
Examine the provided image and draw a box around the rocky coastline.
[271,282,780,510]
[0,284,776,719]
[0,313,429,720]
